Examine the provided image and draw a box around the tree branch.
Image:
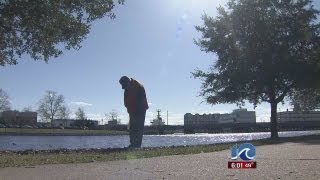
[276,88,289,103]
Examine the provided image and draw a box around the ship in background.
[150,109,165,134]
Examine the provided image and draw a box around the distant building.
[184,113,220,127]
[52,119,99,128]
[184,109,256,127]
[52,119,75,128]
[278,111,320,123]
[219,114,235,123]
[108,119,118,126]
[0,110,37,126]
[219,109,256,124]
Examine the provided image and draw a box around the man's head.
[119,76,131,90]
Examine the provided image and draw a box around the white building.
[108,119,118,126]
[219,109,256,123]
[184,113,220,126]
[219,114,236,123]
[52,119,75,127]
[184,109,256,126]
[52,119,99,128]
[278,111,320,123]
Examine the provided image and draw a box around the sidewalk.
[1,138,319,180]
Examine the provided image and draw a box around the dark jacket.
[124,78,149,114]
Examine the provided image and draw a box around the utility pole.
[167,110,168,125]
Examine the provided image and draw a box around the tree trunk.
[51,115,54,128]
[270,101,279,138]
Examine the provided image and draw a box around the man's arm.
[124,90,128,108]
[137,86,148,111]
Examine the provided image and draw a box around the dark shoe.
[127,144,140,149]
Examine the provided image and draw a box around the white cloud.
[70,101,93,107]
[175,11,189,39]
[86,113,104,120]
[147,111,155,117]
[181,13,188,22]
[175,28,183,39]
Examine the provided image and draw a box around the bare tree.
[22,106,33,112]
[75,107,86,120]
[0,88,11,111]
[57,105,71,119]
[38,90,66,125]
[110,111,118,120]
[106,110,120,124]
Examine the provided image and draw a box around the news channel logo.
[231,143,256,160]
[228,143,257,169]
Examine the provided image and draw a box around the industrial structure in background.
[0,110,37,126]
[150,109,165,126]
[150,109,166,134]
[184,108,320,133]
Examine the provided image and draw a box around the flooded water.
[0,130,319,151]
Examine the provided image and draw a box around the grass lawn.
[0,128,128,136]
[0,134,318,168]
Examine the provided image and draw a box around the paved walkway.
[1,138,319,180]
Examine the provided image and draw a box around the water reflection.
[0,130,319,151]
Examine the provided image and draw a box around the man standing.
[119,76,148,148]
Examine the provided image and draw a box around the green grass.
[0,144,231,168]
[0,135,318,168]
[0,128,128,136]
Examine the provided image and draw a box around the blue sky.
[1,0,318,125]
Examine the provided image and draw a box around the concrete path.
[1,138,319,180]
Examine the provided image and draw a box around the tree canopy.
[291,89,320,111]
[0,0,124,66]
[193,0,320,138]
